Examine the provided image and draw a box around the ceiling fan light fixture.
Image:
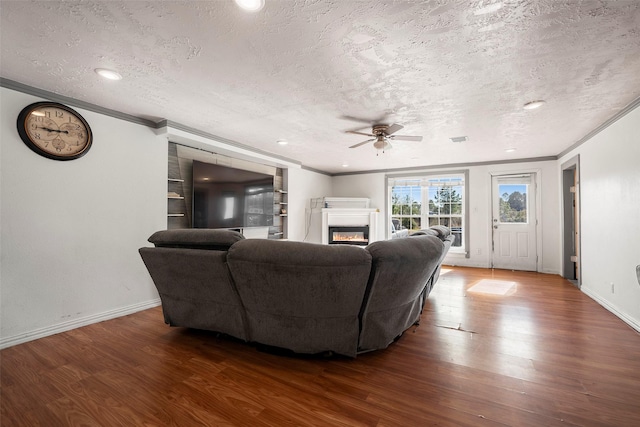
[373,137,392,151]
[346,123,421,151]
[234,0,265,12]
[523,100,546,110]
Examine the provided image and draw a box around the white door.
[491,174,537,271]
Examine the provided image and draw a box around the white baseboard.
[443,260,489,269]
[581,287,640,333]
[0,298,161,349]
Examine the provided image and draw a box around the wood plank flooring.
[2,267,640,426]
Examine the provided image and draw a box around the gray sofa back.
[411,226,455,298]
[227,239,372,357]
[359,235,444,351]
[139,229,248,339]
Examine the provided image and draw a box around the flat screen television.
[192,160,274,229]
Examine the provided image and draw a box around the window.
[390,183,422,230]
[427,177,464,247]
[388,171,468,256]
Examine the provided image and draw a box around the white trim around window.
[386,169,470,258]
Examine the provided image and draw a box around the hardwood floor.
[2,267,640,426]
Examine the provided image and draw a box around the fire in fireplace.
[328,226,369,246]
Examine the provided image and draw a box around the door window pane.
[499,184,528,223]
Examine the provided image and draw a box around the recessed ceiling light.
[234,0,265,12]
[276,139,288,145]
[450,136,468,143]
[342,163,349,168]
[505,148,516,153]
[474,2,503,15]
[523,100,546,110]
[95,68,122,81]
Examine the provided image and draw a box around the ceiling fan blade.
[389,135,423,142]
[385,123,404,135]
[345,130,375,137]
[349,139,375,148]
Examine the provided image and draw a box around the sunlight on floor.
[439,268,452,275]
[467,279,517,296]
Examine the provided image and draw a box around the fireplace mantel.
[321,208,379,245]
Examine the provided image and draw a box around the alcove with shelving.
[167,144,189,229]
[271,170,287,239]
[167,142,286,238]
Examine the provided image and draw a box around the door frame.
[561,155,581,287]
[489,169,542,272]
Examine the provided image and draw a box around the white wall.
[333,159,561,274]
[559,105,640,331]
[1,88,167,347]
[285,167,332,243]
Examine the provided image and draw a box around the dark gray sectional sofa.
[139,226,453,357]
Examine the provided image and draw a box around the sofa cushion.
[359,235,444,351]
[148,229,244,250]
[409,229,437,237]
[139,246,248,340]
[410,225,451,240]
[227,239,372,357]
[409,226,454,303]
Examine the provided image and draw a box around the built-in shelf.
[167,177,186,223]
[274,185,287,239]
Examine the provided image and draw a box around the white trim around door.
[490,171,541,272]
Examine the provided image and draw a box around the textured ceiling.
[2,0,640,173]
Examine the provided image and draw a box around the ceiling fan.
[346,123,423,152]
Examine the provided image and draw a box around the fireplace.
[320,198,379,245]
[328,226,369,246]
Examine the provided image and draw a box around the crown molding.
[557,95,640,159]
[1,78,157,128]
[332,156,558,177]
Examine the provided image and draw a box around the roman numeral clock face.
[17,102,93,160]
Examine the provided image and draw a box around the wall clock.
[17,102,93,161]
